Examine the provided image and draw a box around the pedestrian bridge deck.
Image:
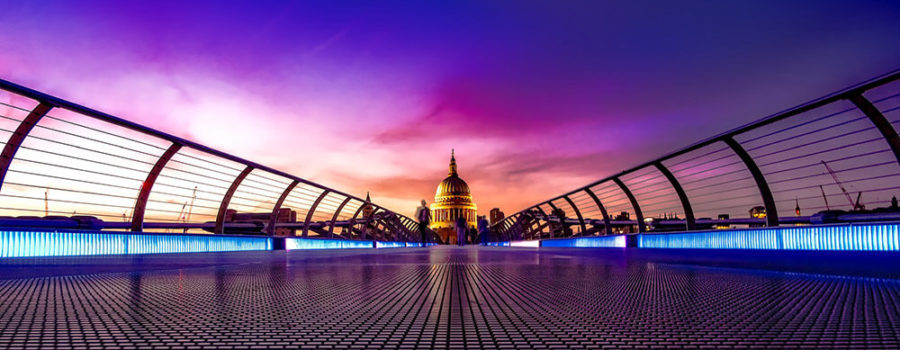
[2,246,899,349]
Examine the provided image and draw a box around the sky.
[0,0,898,218]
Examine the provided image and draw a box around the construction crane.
[821,160,865,211]
[819,185,830,211]
[185,186,197,222]
[176,201,188,222]
[172,200,191,234]
[183,186,197,233]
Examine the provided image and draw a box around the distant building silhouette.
[749,206,766,228]
[716,214,730,230]
[489,208,505,225]
[613,211,633,234]
[220,208,296,236]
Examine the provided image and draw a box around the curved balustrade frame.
[0,78,418,242]
[492,70,900,242]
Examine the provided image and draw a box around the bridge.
[491,70,900,251]
[1,71,899,348]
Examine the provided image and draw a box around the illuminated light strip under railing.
[540,235,627,248]
[402,242,438,247]
[509,240,541,248]
[0,230,272,258]
[638,223,900,250]
[484,241,510,247]
[375,241,406,248]
[284,238,374,250]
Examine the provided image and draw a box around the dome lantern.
[449,149,457,176]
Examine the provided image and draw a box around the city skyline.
[1,1,899,217]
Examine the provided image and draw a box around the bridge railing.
[492,69,900,242]
[0,78,418,242]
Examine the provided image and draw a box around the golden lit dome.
[436,152,471,197]
[436,176,470,197]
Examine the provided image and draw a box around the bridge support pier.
[272,237,286,250]
[625,234,639,248]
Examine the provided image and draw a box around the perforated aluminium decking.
[1,246,900,349]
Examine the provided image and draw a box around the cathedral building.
[430,151,478,243]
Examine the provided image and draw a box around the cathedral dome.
[436,175,470,197]
[434,150,473,199]
[429,150,478,242]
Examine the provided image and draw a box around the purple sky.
[1,0,898,216]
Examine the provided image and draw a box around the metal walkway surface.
[2,247,900,349]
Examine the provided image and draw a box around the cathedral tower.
[430,150,478,243]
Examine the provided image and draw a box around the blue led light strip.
[0,230,272,258]
[638,223,900,250]
[285,238,375,250]
[284,239,435,249]
[375,241,406,248]
[540,235,626,248]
